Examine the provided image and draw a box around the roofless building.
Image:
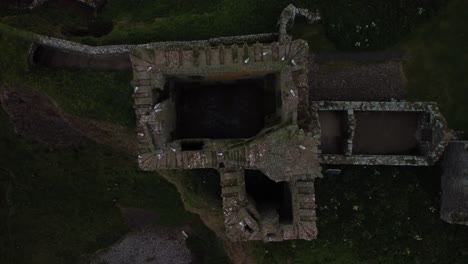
[130,35,452,241]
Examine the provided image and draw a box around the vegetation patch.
[1,0,445,49]
[403,0,468,135]
[0,24,135,128]
[250,166,468,263]
[0,109,229,264]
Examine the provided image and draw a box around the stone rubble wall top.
[33,33,278,56]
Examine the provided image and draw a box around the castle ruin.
[129,12,454,240]
[18,4,466,242]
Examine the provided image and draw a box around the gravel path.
[90,228,192,264]
[309,59,406,101]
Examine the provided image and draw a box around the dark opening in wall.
[172,75,277,139]
[181,141,205,151]
[152,86,170,107]
[245,170,293,224]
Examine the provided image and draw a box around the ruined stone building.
[129,38,453,241]
[20,4,465,242]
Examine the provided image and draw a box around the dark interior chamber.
[172,76,277,139]
[245,170,293,224]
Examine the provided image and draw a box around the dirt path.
[1,89,84,145]
[0,88,137,154]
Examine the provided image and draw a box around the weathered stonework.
[32,33,278,56]
[5,0,463,243]
[312,101,453,166]
[130,39,322,241]
[441,141,468,225]
[129,31,456,240]
[124,5,460,241]
[278,4,321,42]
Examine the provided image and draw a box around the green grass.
[291,22,336,52]
[250,166,468,264]
[0,24,135,128]
[26,67,135,128]
[0,5,89,38]
[403,0,468,135]
[0,109,229,264]
[0,24,33,83]
[1,0,444,49]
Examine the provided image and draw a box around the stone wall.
[441,141,468,225]
[312,101,453,166]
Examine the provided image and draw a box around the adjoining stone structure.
[313,101,453,166]
[129,31,453,240]
[441,141,468,225]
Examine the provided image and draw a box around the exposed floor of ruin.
[353,111,421,155]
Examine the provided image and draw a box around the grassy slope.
[0,22,228,264]
[0,24,135,128]
[0,108,228,264]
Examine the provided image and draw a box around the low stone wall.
[33,33,278,55]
